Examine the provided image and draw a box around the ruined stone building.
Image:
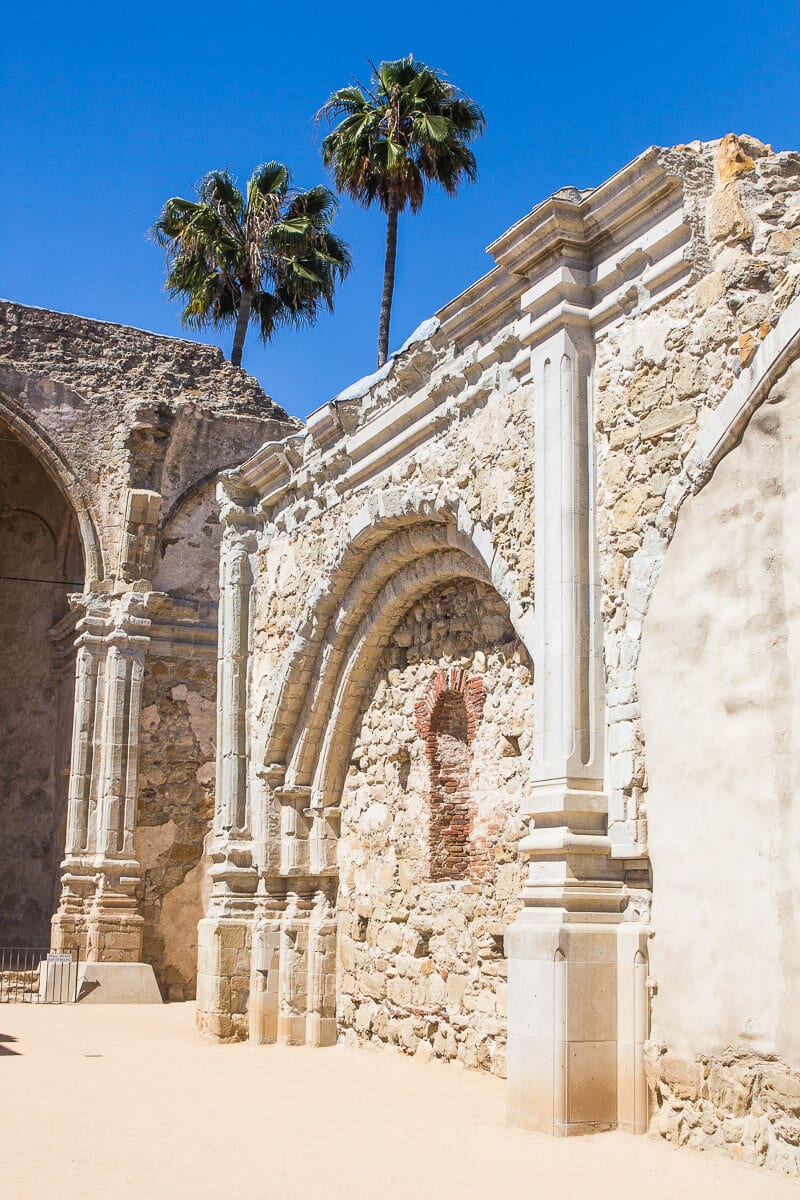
[2,134,800,1173]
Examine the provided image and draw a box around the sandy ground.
[0,1002,790,1200]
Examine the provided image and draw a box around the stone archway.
[0,420,85,946]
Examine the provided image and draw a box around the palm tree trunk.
[231,287,253,367]
[377,196,399,367]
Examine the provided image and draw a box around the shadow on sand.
[0,1032,20,1056]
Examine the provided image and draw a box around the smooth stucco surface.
[640,359,800,1065]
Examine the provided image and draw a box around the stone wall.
[636,356,800,1175]
[0,300,295,588]
[646,1046,800,1174]
[0,427,82,946]
[0,300,296,986]
[246,376,536,762]
[595,134,800,859]
[137,653,216,999]
[337,581,532,1075]
[182,133,800,1169]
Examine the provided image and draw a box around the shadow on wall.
[0,420,85,947]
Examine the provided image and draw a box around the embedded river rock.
[4,132,800,1176]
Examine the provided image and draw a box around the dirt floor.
[0,1002,792,1199]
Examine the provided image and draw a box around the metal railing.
[0,947,80,1003]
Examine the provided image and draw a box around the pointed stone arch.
[262,487,532,778]
[0,408,93,945]
[0,391,103,584]
[304,548,492,812]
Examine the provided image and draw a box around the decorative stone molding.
[118,488,161,583]
[0,389,104,583]
[187,137,800,1177]
[53,592,151,961]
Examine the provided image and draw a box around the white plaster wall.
[640,358,800,1067]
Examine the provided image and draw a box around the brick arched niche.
[415,668,485,881]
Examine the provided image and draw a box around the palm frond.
[317,55,485,215]
[151,159,350,362]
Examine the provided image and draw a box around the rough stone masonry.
[3,133,800,1174]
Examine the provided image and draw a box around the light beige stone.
[8,132,800,1177]
[640,401,695,440]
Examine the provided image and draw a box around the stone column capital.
[517,782,625,918]
[70,589,153,651]
[217,473,262,534]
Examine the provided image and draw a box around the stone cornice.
[487,147,672,277]
[145,592,218,656]
[439,148,686,352]
[436,266,525,346]
[217,145,701,518]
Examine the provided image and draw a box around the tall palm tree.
[152,162,351,368]
[318,56,485,367]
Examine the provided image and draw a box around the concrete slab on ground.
[76,962,162,1004]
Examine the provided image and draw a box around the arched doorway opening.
[0,420,85,946]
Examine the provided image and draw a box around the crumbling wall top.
[0,299,296,425]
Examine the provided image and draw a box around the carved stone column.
[249,893,284,1044]
[507,316,639,1134]
[306,890,337,1047]
[197,485,259,1038]
[51,625,104,953]
[276,890,311,1045]
[52,594,150,963]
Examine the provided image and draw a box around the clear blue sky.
[3,2,799,419]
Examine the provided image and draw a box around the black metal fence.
[0,947,80,1003]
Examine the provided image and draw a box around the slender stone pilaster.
[52,634,103,952]
[216,536,252,838]
[529,322,605,794]
[197,485,260,1037]
[249,894,284,1044]
[507,313,636,1134]
[86,620,148,962]
[277,890,312,1045]
[64,641,101,857]
[53,594,150,963]
[306,890,337,1047]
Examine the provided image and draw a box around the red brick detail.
[415,671,485,882]
[414,667,485,743]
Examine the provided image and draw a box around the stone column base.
[50,910,89,958]
[247,891,338,1047]
[51,861,97,957]
[85,912,144,963]
[249,913,281,1044]
[507,912,648,1136]
[196,915,252,1041]
[617,923,650,1135]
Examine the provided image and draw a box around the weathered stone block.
[659,1055,704,1102]
[708,1062,755,1117]
[708,184,753,245]
[761,1065,800,1116]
